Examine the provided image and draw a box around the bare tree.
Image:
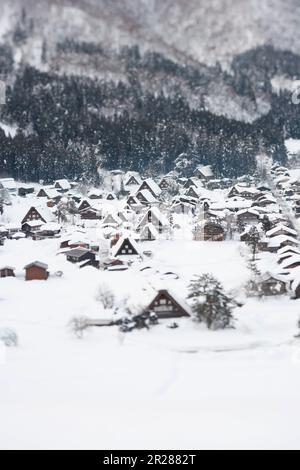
[0,328,18,347]
[68,317,89,339]
[96,284,115,310]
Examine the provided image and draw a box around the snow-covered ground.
[1,231,300,449]
[0,122,18,138]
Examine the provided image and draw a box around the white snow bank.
[0,122,18,138]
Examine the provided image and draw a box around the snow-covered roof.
[285,139,300,157]
[187,186,202,197]
[5,223,21,230]
[55,179,71,190]
[12,232,26,239]
[38,187,61,199]
[277,245,300,256]
[40,222,61,232]
[189,177,204,188]
[258,271,288,283]
[35,205,56,223]
[195,165,214,178]
[124,172,142,185]
[140,178,162,197]
[88,189,104,198]
[230,185,259,195]
[171,201,195,210]
[18,183,35,190]
[267,235,300,248]
[257,194,277,203]
[266,224,297,238]
[152,207,169,224]
[224,198,253,210]
[101,226,118,238]
[78,199,104,213]
[102,213,122,226]
[280,255,300,270]
[237,208,260,217]
[0,178,17,192]
[274,175,290,185]
[136,189,157,204]
[65,248,91,258]
[24,261,48,270]
[139,223,159,240]
[139,207,169,227]
[22,220,44,228]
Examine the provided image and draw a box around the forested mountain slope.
[0,0,299,181]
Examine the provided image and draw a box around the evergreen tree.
[118,178,127,199]
[56,199,69,224]
[247,226,261,261]
[187,274,236,330]
[41,40,47,64]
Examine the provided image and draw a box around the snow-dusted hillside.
[3,0,300,67]
[0,0,298,125]
[3,0,300,64]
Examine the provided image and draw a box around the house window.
[155,305,174,313]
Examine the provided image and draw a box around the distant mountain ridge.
[0,0,299,181]
[1,0,300,122]
[2,0,300,65]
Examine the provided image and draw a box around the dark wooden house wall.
[0,269,15,278]
[25,267,49,281]
[147,292,190,319]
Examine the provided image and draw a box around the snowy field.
[1,235,300,449]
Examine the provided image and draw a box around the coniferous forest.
[0,40,299,183]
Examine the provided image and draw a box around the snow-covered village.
[2,0,300,453]
[2,151,300,449]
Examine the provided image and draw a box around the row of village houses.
[0,165,215,196]
[0,166,299,248]
[2,164,300,302]
[245,163,300,300]
[0,195,293,245]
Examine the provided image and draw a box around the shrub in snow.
[187,274,236,330]
[0,328,18,347]
[96,284,115,311]
[118,311,159,333]
[68,317,89,339]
